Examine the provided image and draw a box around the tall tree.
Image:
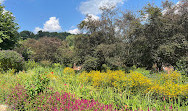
[157,0,188,66]
[140,3,164,68]
[138,1,188,68]
[0,5,19,50]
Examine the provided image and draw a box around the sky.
[1,0,179,34]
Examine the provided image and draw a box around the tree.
[65,35,77,49]
[56,41,75,67]
[137,1,188,69]
[156,0,188,66]
[0,4,19,50]
[35,30,71,40]
[139,3,165,68]
[78,6,119,44]
[16,37,62,62]
[76,6,143,70]
[19,30,35,40]
[75,1,188,71]
[33,37,62,62]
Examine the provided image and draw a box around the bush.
[0,50,24,72]
[176,56,188,77]
[25,72,50,99]
[23,59,39,70]
[133,67,151,76]
[63,67,75,76]
[14,39,34,61]
[39,60,52,67]
[83,56,99,72]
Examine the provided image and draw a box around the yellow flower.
[63,67,75,76]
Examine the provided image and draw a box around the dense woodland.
[0,1,188,73]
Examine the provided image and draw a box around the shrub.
[14,39,34,61]
[25,72,50,99]
[101,64,111,72]
[147,71,188,98]
[79,70,127,87]
[23,59,39,70]
[176,56,188,77]
[39,60,52,67]
[133,67,151,76]
[124,71,152,92]
[63,67,75,76]
[0,50,24,72]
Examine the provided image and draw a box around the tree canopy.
[7,0,188,74]
[0,4,19,50]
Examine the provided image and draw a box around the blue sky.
[1,0,178,34]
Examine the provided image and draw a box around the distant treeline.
[19,30,72,40]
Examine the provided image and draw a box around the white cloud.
[84,14,100,22]
[0,0,5,4]
[141,13,149,21]
[34,17,62,34]
[162,8,168,15]
[173,1,182,15]
[79,0,126,15]
[68,28,81,34]
[34,27,43,34]
[162,1,188,15]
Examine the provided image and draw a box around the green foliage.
[39,60,52,67]
[56,41,74,66]
[19,30,72,40]
[83,56,98,72]
[34,30,71,40]
[51,63,64,69]
[132,1,188,69]
[14,39,34,61]
[0,4,19,50]
[101,64,111,72]
[23,60,39,70]
[17,37,62,63]
[25,72,50,99]
[157,33,188,66]
[19,30,35,40]
[0,50,24,72]
[176,56,188,77]
[32,37,62,62]
[65,35,77,49]
[132,67,151,76]
[95,43,125,69]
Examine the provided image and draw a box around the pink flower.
[169,105,173,109]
